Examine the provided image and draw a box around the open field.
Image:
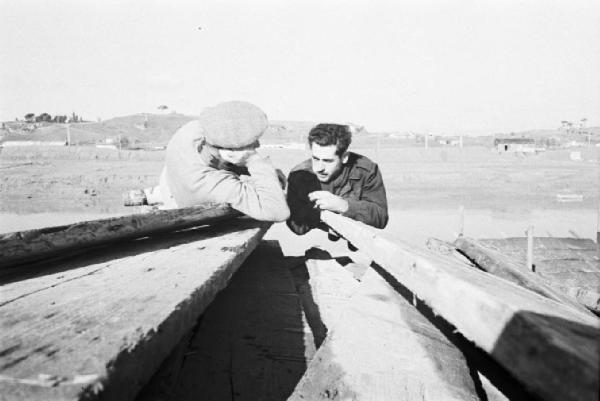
[0,143,597,245]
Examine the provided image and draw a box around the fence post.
[526,225,534,272]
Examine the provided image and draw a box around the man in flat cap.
[129,101,290,222]
[286,123,388,234]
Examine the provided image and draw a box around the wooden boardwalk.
[321,211,600,401]
[0,218,269,401]
[2,209,599,401]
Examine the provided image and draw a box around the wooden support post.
[320,211,600,401]
[0,204,240,268]
[66,124,71,146]
[526,225,534,272]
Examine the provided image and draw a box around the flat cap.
[199,101,268,149]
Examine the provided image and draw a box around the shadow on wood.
[137,240,310,401]
[319,210,600,401]
[0,219,270,401]
[370,262,534,401]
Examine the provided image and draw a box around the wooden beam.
[453,237,592,315]
[289,267,481,400]
[471,237,600,314]
[138,241,309,401]
[0,204,240,268]
[304,259,360,329]
[0,219,270,401]
[320,211,600,401]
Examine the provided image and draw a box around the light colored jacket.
[157,121,290,222]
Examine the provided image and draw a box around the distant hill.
[0,114,317,148]
[0,113,194,148]
[2,113,598,148]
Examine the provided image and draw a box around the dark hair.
[307,124,352,156]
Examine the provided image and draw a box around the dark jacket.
[286,152,388,235]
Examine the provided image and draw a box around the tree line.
[21,112,84,123]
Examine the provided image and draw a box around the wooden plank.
[289,268,481,401]
[296,258,511,401]
[0,204,240,268]
[478,237,598,258]
[304,259,360,329]
[137,241,310,401]
[486,237,596,250]
[472,237,600,313]
[453,237,591,315]
[0,219,270,401]
[320,211,600,401]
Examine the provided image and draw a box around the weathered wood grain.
[320,210,600,401]
[453,237,591,315]
[0,219,270,401]
[289,267,481,401]
[0,204,240,268]
[137,240,309,401]
[304,259,360,329]
[465,237,600,313]
[478,237,599,272]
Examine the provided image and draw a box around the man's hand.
[308,191,349,213]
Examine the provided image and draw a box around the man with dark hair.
[286,123,388,235]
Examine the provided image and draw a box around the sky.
[1,0,599,134]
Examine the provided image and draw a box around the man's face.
[310,143,345,183]
[218,144,257,165]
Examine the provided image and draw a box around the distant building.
[494,138,536,153]
[437,137,461,146]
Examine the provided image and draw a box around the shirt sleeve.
[342,164,389,229]
[167,153,290,222]
[202,157,290,222]
[163,123,290,222]
[286,170,321,235]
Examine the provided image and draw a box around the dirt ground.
[1,144,597,214]
[2,143,597,244]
